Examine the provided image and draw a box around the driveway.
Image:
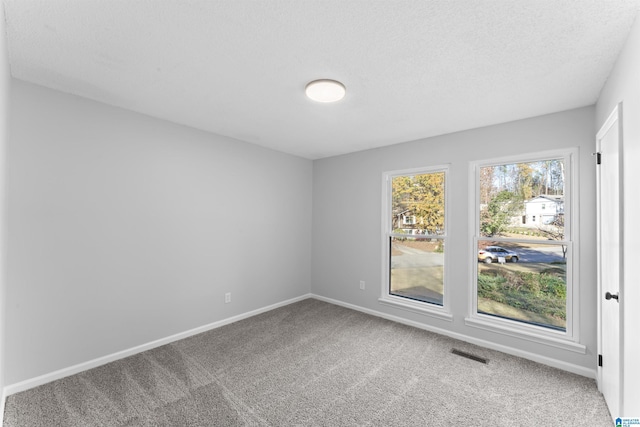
[392,244,444,268]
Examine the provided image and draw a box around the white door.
[596,104,623,417]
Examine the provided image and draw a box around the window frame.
[380,165,452,321]
[466,149,585,353]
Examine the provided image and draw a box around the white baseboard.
[3,292,595,401]
[3,293,312,397]
[310,294,597,379]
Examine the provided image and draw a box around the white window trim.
[380,165,452,322]
[467,149,584,353]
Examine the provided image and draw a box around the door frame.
[596,102,624,414]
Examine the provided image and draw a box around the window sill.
[378,296,453,322]
[464,316,586,354]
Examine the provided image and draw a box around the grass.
[477,263,566,328]
[477,298,566,329]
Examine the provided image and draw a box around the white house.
[524,195,564,226]
[397,213,433,235]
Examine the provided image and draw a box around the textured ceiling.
[3,1,639,159]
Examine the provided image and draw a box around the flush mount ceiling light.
[305,79,346,103]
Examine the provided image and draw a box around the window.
[468,150,583,352]
[380,166,451,320]
[403,215,416,225]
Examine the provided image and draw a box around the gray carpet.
[3,298,612,426]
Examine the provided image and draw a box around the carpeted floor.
[3,298,612,426]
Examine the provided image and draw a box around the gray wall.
[596,14,640,414]
[5,80,313,385]
[311,106,597,370]
[0,1,11,403]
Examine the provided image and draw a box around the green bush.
[478,269,566,320]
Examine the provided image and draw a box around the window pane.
[392,172,445,235]
[390,237,443,305]
[477,241,566,331]
[479,160,564,239]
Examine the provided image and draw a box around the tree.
[537,215,567,258]
[391,175,413,230]
[391,172,444,234]
[516,163,534,202]
[479,166,495,206]
[480,190,521,237]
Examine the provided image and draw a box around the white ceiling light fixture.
[305,79,346,103]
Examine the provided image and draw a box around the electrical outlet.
[225,292,231,303]
[359,280,365,290]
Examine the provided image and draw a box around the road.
[511,245,565,263]
[392,243,566,267]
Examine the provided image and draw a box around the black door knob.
[605,291,619,301]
